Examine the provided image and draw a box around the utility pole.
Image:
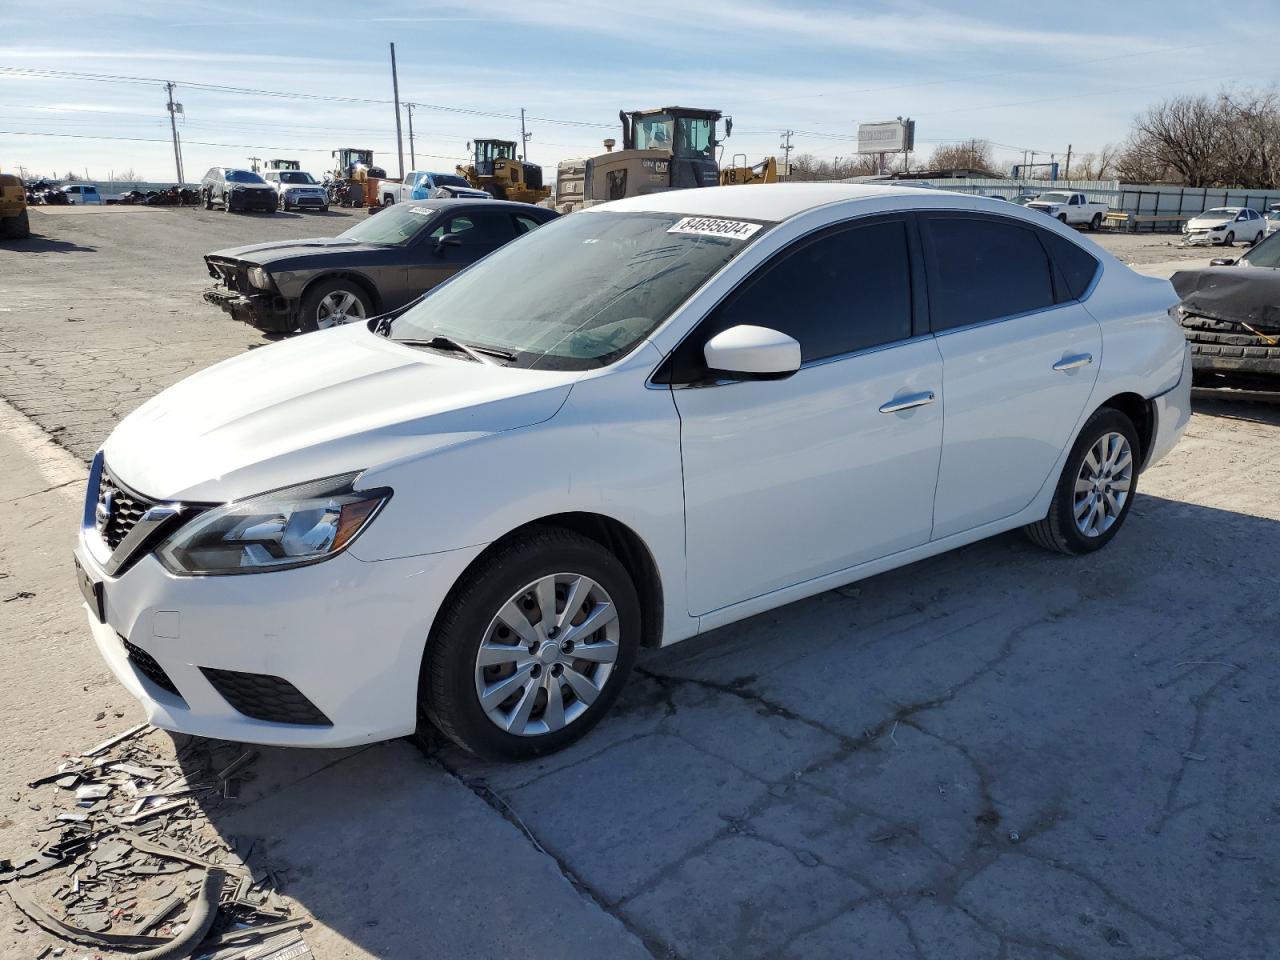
[520,108,530,161]
[248,156,261,173]
[780,130,794,179]
[1064,143,1073,180]
[389,43,405,181]
[1030,151,1037,181]
[405,103,416,169]
[164,82,185,185]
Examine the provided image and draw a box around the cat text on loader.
[551,106,730,214]
[457,140,550,204]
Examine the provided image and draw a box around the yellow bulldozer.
[327,147,392,209]
[720,154,779,186]
[457,140,550,204]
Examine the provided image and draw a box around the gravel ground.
[2,205,1278,960]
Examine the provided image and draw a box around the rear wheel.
[422,527,640,760]
[1089,213,1102,231]
[1254,231,1264,245]
[298,278,372,332]
[1024,407,1140,555]
[2,209,30,239]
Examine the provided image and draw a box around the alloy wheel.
[315,290,366,329]
[473,573,621,737]
[1073,431,1133,538]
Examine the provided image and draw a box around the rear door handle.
[879,390,936,414]
[1052,353,1094,372]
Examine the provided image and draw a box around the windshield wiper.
[392,335,515,365]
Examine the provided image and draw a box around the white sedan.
[74,184,1192,760]
[1184,206,1266,246]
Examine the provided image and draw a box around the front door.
[668,217,944,616]
[406,209,518,298]
[921,213,1102,539]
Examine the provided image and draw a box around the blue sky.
[2,0,1277,183]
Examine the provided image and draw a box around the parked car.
[62,184,103,205]
[203,199,556,332]
[263,170,328,212]
[1183,206,1265,246]
[1025,191,1108,230]
[385,171,490,206]
[0,173,30,238]
[76,185,1191,760]
[1172,230,1280,386]
[1264,209,1280,237]
[1009,195,1038,205]
[200,168,277,214]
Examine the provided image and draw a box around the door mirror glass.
[703,325,801,380]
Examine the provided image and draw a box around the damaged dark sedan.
[1172,232,1280,388]
[203,199,557,333]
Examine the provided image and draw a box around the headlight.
[1214,223,1230,231]
[157,473,390,576]
[247,266,272,289]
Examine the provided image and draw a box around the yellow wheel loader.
[457,140,550,204]
[328,147,392,210]
[719,154,779,185]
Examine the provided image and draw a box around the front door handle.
[879,390,936,414]
[1052,353,1094,372]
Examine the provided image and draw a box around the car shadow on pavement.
[179,493,1280,960]
[1192,396,1280,427]
[2,235,96,254]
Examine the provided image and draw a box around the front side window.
[675,117,713,160]
[924,216,1056,331]
[383,211,767,370]
[428,212,515,244]
[1241,230,1280,267]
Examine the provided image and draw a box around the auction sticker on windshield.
[667,216,762,240]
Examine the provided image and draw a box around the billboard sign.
[857,120,915,154]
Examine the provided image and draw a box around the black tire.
[1057,213,1068,224]
[1222,231,1234,247]
[1254,231,1263,246]
[485,183,508,201]
[320,205,329,213]
[3,208,30,239]
[203,192,213,211]
[1089,213,1102,231]
[1024,407,1140,556]
[223,194,233,213]
[383,194,395,207]
[422,527,641,760]
[298,278,373,333]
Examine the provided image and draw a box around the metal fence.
[842,176,1280,232]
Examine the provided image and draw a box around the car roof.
[402,198,554,214]
[589,183,958,222]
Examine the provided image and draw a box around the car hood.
[226,182,275,192]
[103,323,578,502]
[1171,267,1280,331]
[206,237,384,267]
[1186,216,1232,229]
[438,186,491,198]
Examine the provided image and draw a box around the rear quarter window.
[1040,231,1101,301]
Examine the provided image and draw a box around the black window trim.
[651,212,930,388]
[916,209,1100,337]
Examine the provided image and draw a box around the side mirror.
[1209,257,1236,266]
[434,233,462,256]
[703,325,801,380]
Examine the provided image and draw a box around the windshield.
[278,172,316,184]
[226,170,266,184]
[339,203,436,246]
[383,211,768,370]
[431,174,471,189]
[633,113,674,151]
[1201,208,1239,218]
[1242,231,1280,268]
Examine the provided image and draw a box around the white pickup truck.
[1024,191,1108,230]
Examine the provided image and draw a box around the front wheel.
[1222,231,1234,246]
[203,192,213,211]
[1057,213,1068,224]
[422,527,640,760]
[298,279,372,332]
[1024,407,1139,555]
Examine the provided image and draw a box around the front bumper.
[282,193,326,209]
[1146,344,1193,469]
[228,191,277,211]
[203,287,296,333]
[1183,229,1228,245]
[75,535,484,748]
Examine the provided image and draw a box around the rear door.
[922,213,1102,540]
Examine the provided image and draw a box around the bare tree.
[1070,143,1120,180]
[926,139,994,172]
[785,153,878,181]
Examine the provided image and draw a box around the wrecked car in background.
[203,198,557,332]
[1172,233,1280,386]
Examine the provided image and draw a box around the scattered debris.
[4,724,313,959]
[3,591,36,602]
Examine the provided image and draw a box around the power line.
[0,129,462,161]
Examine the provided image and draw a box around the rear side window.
[709,219,913,364]
[1040,231,1100,301]
[924,216,1055,331]
[513,214,543,235]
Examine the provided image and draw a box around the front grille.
[120,635,182,698]
[97,466,157,550]
[209,259,250,294]
[201,668,332,726]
